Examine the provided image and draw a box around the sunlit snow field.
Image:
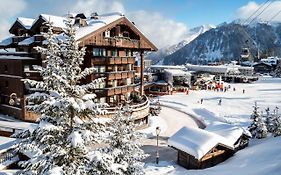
[143,76,281,175]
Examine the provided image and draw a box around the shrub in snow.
[13,20,109,175]
[248,103,268,139]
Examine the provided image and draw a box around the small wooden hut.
[168,125,249,169]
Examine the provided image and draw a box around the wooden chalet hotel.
[0,12,157,124]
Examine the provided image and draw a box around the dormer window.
[40,26,48,33]
[18,29,24,36]
[123,31,129,38]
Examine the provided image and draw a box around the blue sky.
[123,0,265,27]
[0,0,279,48]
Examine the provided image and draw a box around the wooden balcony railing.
[92,71,135,81]
[97,95,150,121]
[84,37,140,49]
[94,84,136,97]
[92,56,135,65]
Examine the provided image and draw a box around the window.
[24,65,30,72]
[93,48,106,57]
[125,49,131,57]
[4,65,8,72]
[127,78,132,85]
[111,49,118,57]
[94,66,106,73]
[98,82,106,88]
[123,31,129,38]
[104,31,110,38]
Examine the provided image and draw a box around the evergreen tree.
[265,107,275,133]
[248,102,268,139]
[275,61,281,77]
[272,107,281,137]
[13,20,109,175]
[106,105,147,175]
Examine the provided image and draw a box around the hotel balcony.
[92,56,135,65]
[84,37,140,49]
[91,70,135,81]
[97,95,150,122]
[94,84,136,97]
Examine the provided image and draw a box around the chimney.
[90,12,99,19]
[74,18,87,27]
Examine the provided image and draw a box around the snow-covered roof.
[17,17,35,29]
[164,69,191,76]
[75,12,124,40]
[0,55,35,60]
[151,65,185,70]
[253,62,272,67]
[0,136,18,154]
[206,122,248,146]
[186,64,254,74]
[168,126,234,160]
[39,14,68,29]
[0,120,37,131]
[18,36,34,46]
[0,37,13,46]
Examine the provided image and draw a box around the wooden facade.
[177,144,234,169]
[0,13,157,122]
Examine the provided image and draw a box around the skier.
[218,99,222,105]
[243,89,245,94]
[200,98,203,104]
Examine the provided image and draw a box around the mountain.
[146,24,215,64]
[163,22,281,65]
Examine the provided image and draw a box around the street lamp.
[156,126,161,164]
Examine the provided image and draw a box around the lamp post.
[156,126,161,164]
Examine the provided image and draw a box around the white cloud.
[236,1,281,23]
[0,0,27,39]
[71,0,188,48]
[71,0,125,16]
[128,11,188,48]
[0,0,188,49]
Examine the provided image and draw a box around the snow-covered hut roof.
[168,126,234,160]
[206,122,249,146]
[164,69,191,76]
[75,12,124,40]
[17,17,35,29]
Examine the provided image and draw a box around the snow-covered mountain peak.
[147,24,215,64]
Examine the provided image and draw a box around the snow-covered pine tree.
[265,107,275,133]
[14,20,109,175]
[248,102,268,139]
[275,61,281,77]
[105,105,147,175]
[272,107,281,137]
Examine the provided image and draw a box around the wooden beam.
[140,50,144,96]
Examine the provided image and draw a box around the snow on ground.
[143,76,281,175]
